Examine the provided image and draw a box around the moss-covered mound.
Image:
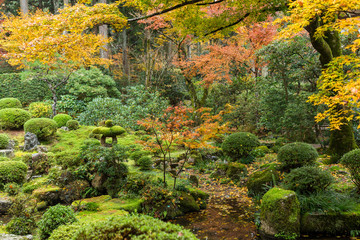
[92,122,126,146]
[0,108,31,129]
[0,160,28,187]
[49,214,199,240]
[247,165,279,196]
[0,97,22,109]
[53,114,72,128]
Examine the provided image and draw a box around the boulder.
[32,185,62,206]
[6,140,16,150]
[0,234,32,240]
[36,146,48,153]
[178,192,200,213]
[260,188,300,239]
[60,126,69,131]
[0,197,12,214]
[247,165,279,196]
[91,173,107,193]
[0,149,14,158]
[22,132,40,151]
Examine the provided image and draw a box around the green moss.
[260,187,300,238]
[189,189,209,209]
[178,192,200,213]
[92,126,126,137]
[247,166,279,196]
[66,120,79,130]
[22,176,48,194]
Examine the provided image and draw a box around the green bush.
[66,120,79,130]
[282,166,334,195]
[0,133,9,149]
[0,161,28,187]
[222,132,260,161]
[4,182,20,196]
[24,118,57,140]
[49,214,198,240]
[38,204,77,240]
[138,156,152,171]
[28,102,52,118]
[53,114,72,128]
[0,157,10,161]
[341,149,360,190]
[0,98,22,109]
[6,216,35,235]
[277,142,318,172]
[130,150,150,162]
[0,108,31,129]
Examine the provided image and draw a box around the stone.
[36,145,48,153]
[0,234,32,240]
[247,164,279,196]
[91,173,107,193]
[22,132,40,151]
[0,197,12,214]
[188,175,199,187]
[260,187,300,239]
[30,153,50,175]
[178,192,200,213]
[60,126,69,131]
[60,180,90,204]
[6,140,16,150]
[0,149,14,158]
[32,185,62,206]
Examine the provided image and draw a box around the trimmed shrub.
[282,166,334,195]
[66,120,79,130]
[38,204,77,240]
[0,108,31,129]
[0,157,10,161]
[138,156,152,171]
[130,150,151,162]
[277,142,318,172]
[24,118,57,140]
[28,102,52,118]
[222,132,260,161]
[53,114,72,128]
[49,214,198,240]
[0,133,9,149]
[0,98,21,109]
[0,161,28,187]
[341,149,360,190]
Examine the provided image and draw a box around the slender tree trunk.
[99,0,110,59]
[145,28,151,88]
[122,28,131,84]
[50,88,57,117]
[20,0,29,14]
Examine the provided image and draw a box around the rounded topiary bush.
[341,149,360,190]
[130,150,150,162]
[0,108,31,129]
[28,102,52,118]
[0,98,22,110]
[137,156,152,171]
[277,142,318,172]
[222,132,260,161]
[49,214,198,240]
[66,120,79,130]
[53,114,72,128]
[24,118,57,140]
[38,204,77,240]
[283,166,334,194]
[0,133,9,149]
[0,161,28,187]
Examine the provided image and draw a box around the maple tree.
[0,3,126,116]
[276,0,360,160]
[137,105,229,188]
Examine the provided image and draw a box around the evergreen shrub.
[222,132,260,160]
[24,118,57,140]
[0,108,31,129]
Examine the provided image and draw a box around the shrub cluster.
[24,118,57,140]
[277,142,318,172]
[53,114,72,128]
[38,204,77,240]
[0,108,31,129]
[222,132,260,161]
[0,97,22,109]
[28,102,52,118]
[0,133,9,149]
[138,156,152,171]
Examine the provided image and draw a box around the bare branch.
[196,0,225,6]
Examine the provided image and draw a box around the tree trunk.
[145,28,151,88]
[99,0,109,59]
[122,28,131,84]
[50,88,57,117]
[20,0,29,14]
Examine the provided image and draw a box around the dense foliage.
[341,149,360,191]
[0,98,22,109]
[0,108,31,129]
[0,133,9,149]
[53,114,72,128]
[222,132,260,161]
[24,118,58,140]
[0,161,28,187]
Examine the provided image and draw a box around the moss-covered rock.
[178,192,200,213]
[189,189,209,209]
[210,162,247,182]
[260,188,300,239]
[32,185,62,206]
[247,165,279,196]
[301,211,360,235]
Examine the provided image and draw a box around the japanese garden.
[0,0,359,239]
